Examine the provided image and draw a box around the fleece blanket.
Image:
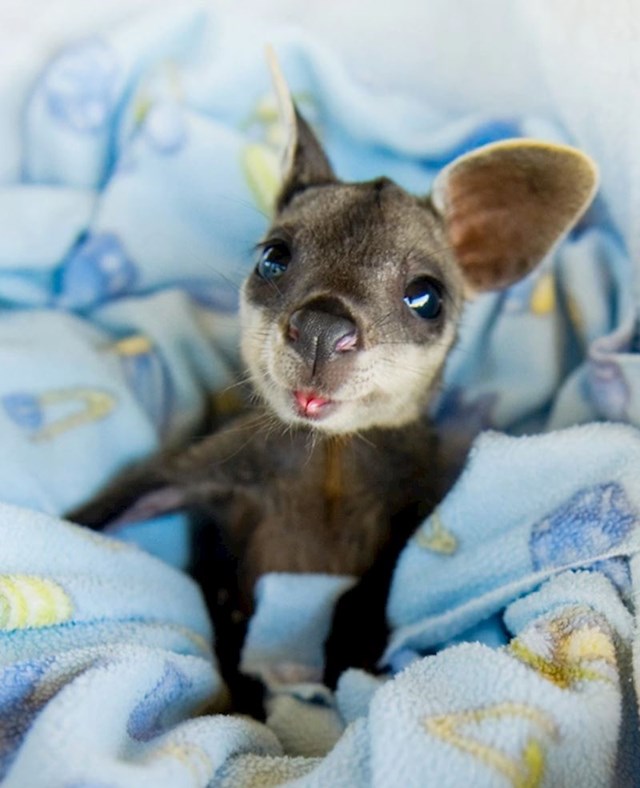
[0,3,639,786]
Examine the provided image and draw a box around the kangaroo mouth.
[292,390,338,421]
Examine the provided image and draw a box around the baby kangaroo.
[69,56,597,710]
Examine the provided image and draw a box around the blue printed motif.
[0,660,51,778]
[530,483,636,587]
[41,40,119,133]
[58,233,137,308]
[127,661,192,742]
[2,387,116,442]
[2,394,44,431]
[118,342,174,436]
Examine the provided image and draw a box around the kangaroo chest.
[171,413,438,603]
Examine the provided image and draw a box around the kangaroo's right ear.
[430,140,598,295]
[266,46,336,210]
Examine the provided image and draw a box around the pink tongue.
[294,390,331,415]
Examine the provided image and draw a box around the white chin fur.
[240,300,454,434]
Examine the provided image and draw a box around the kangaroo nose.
[287,298,358,367]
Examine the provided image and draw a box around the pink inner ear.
[436,140,598,294]
[444,163,556,292]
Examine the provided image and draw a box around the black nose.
[287,297,359,369]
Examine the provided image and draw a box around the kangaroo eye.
[404,277,443,320]
[256,242,291,281]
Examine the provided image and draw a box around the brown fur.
[73,409,438,611]
[69,62,597,705]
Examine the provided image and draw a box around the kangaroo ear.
[431,140,598,294]
[266,46,335,210]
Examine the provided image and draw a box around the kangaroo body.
[70,55,598,711]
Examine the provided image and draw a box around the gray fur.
[69,78,597,694]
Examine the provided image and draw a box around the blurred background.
[1,0,637,250]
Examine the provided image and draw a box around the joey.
[70,53,597,710]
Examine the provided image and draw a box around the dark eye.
[256,242,291,281]
[404,277,443,320]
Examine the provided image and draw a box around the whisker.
[204,409,285,465]
[215,270,246,293]
[215,373,254,397]
[353,429,376,450]
[206,191,272,224]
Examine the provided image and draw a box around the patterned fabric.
[0,4,638,786]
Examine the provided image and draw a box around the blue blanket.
[0,5,639,786]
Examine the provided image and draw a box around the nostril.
[287,311,302,343]
[335,330,358,353]
[286,305,359,361]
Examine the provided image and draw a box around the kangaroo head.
[240,53,598,434]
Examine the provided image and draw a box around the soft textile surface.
[0,3,639,786]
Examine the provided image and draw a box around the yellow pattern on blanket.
[508,606,618,689]
[424,701,557,788]
[0,574,73,630]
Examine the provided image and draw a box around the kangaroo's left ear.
[266,46,336,211]
[430,140,598,294]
